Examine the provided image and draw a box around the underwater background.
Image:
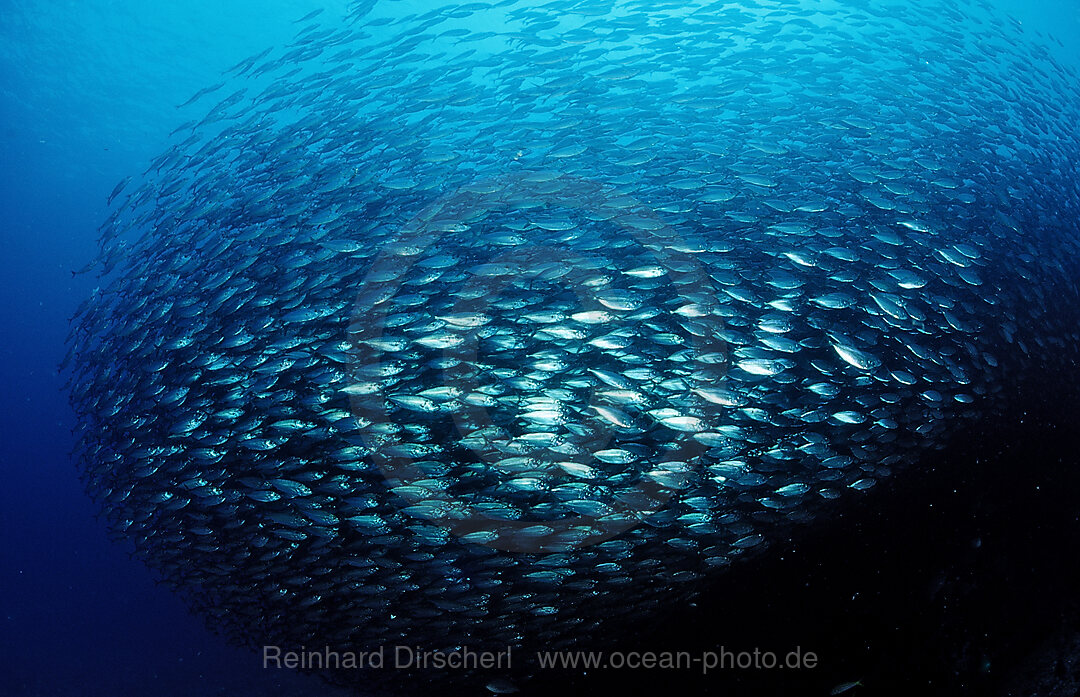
[3,1,1080,696]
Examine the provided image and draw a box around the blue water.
[1,1,1079,696]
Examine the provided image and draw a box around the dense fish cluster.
[66,0,1080,692]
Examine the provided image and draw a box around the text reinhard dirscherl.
[263,646,819,674]
[264,645,512,671]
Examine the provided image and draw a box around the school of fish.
[65,0,1080,692]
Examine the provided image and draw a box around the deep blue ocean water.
[2,2,1079,696]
